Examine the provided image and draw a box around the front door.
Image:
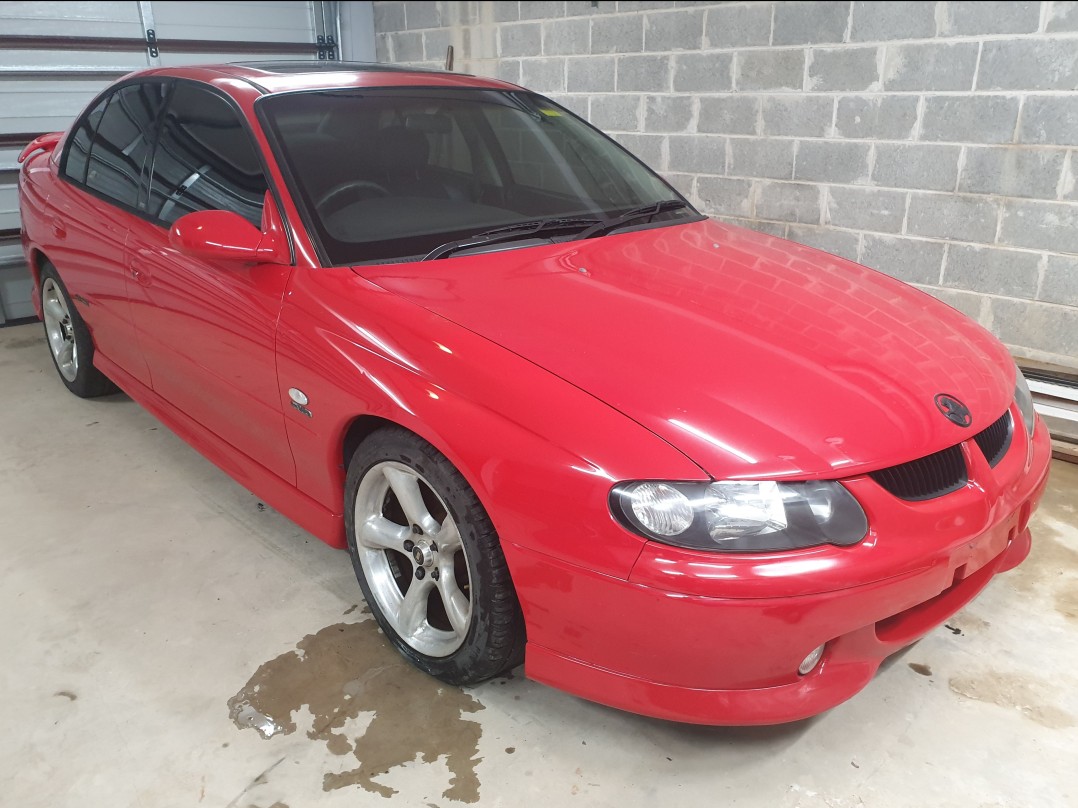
[125,81,296,484]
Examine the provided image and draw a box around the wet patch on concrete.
[228,621,484,803]
[1,336,43,350]
[1008,462,1078,623]
[948,671,1075,729]
[908,663,932,677]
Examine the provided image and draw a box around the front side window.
[82,82,169,208]
[148,82,267,227]
[259,88,690,265]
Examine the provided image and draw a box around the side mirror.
[169,208,289,265]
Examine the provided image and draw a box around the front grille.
[869,444,967,501]
[974,410,1013,468]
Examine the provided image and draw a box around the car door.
[124,80,296,484]
[45,81,170,388]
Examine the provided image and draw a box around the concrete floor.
[2,320,1077,808]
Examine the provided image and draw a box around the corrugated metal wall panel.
[151,1,317,43]
[0,2,144,38]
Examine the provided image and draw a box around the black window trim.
[253,85,699,270]
[58,75,296,266]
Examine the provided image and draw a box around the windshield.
[257,87,694,265]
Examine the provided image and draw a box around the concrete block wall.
[372,0,1078,368]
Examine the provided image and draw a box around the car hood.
[353,219,1015,480]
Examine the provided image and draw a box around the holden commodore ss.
[17,62,1050,725]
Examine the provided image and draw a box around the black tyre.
[345,426,525,685]
[39,263,116,398]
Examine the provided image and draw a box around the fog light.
[798,644,825,675]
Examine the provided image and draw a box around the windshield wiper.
[423,217,600,261]
[577,199,692,240]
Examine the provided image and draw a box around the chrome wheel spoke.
[437,568,471,636]
[397,576,434,639]
[357,515,410,550]
[56,341,74,368]
[383,466,441,534]
[436,515,461,553]
[43,299,66,321]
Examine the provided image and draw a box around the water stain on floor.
[2,336,43,350]
[228,620,484,803]
[948,671,1075,729]
[1008,462,1078,623]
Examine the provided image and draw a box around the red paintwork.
[18,64,1052,725]
[169,205,289,265]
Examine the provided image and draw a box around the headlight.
[1014,367,1035,438]
[611,479,868,552]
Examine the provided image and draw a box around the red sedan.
[17,62,1051,725]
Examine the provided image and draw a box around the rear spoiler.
[18,132,63,163]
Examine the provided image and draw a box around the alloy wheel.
[353,461,473,657]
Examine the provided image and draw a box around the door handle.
[50,217,67,239]
[130,266,150,286]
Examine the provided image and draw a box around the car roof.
[136,61,518,95]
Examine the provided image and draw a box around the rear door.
[125,80,296,483]
[46,81,170,387]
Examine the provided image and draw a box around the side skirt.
[94,352,346,548]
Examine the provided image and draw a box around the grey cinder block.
[755,181,822,224]
[861,234,945,284]
[978,39,1078,91]
[543,17,590,55]
[704,2,772,49]
[907,193,1000,244]
[737,49,806,92]
[499,22,542,57]
[1019,96,1078,146]
[943,244,1040,298]
[696,176,754,217]
[920,96,1020,145]
[644,9,705,52]
[849,1,936,41]
[882,42,978,91]
[873,143,962,192]
[668,134,726,174]
[1000,200,1078,254]
[939,1,1041,36]
[772,1,849,47]
[795,140,872,184]
[698,95,759,136]
[729,138,796,180]
[834,95,918,140]
[958,148,1066,200]
[617,54,672,92]
[761,96,834,138]
[807,47,881,92]
[645,95,694,133]
[826,186,906,233]
[673,51,734,92]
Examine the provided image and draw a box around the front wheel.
[345,427,525,685]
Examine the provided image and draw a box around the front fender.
[276,267,707,579]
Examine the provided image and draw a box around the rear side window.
[84,82,170,209]
[63,95,110,185]
[147,83,267,227]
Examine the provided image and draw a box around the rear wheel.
[345,427,525,685]
[40,263,116,398]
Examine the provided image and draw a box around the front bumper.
[510,413,1052,725]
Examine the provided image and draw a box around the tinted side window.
[63,95,110,185]
[148,83,267,227]
[85,82,169,208]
